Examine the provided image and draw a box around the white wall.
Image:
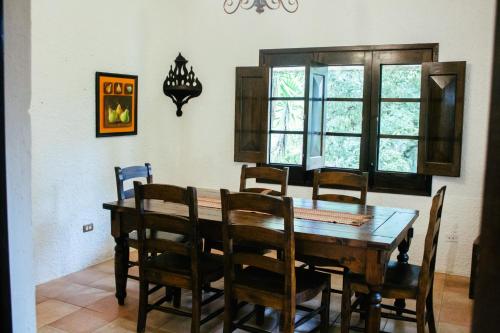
[31,0,184,283]
[167,0,496,276]
[5,0,36,331]
[31,0,496,284]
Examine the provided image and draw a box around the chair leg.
[191,287,201,333]
[136,280,148,333]
[341,272,352,333]
[416,302,426,333]
[223,297,236,333]
[173,287,181,308]
[165,286,173,302]
[281,308,295,333]
[426,291,437,333]
[255,305,265,326]
[320,281,331,333]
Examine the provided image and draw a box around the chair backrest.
[239,164,289,196]
[418,186,446,298]
[133,182,201,281]
[115,163,153,200]
[220,189,295,303]
[312,170,368,204]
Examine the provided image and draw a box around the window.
[269,67,305,165]
[234,44,466,196]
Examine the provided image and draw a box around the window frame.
[258,44,438,196]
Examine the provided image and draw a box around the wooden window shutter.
[418,61,466,177]
[305,63,328,170]
[234,67,269,163]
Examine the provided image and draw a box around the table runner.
[197,197,370,226]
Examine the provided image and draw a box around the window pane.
[378,138,418,173]
[325,136,361,169]
[271,67,305,98]
[325,101,362,133]
[381,65,421,99]
[380,102,420,136]
[269,134,303,165]
[270,101,304,131]
[327,66,364,98]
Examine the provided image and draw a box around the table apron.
[111,212,391,278]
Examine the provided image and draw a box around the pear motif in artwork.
[108,107,118,123]
[120,109,130,123]
[105,83,112,94]
[116,104,123,117]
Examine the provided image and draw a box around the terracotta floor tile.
[438,322,471,333]
[37,295,49,304]
[62,268,111,286]
[439,290,474,327]
[35,262,474,333]
[37,279,76,299]
[37,325,68,333]
[90,275,141,299]
[92,318,137,333]
[36,299,81,328]
[383,318,417,333]
[49,308,116,333]
[86,294,138,317]
[88,275,117,292]
[54,283,113,308]
[89,260,115,274]
[443,274,471,300]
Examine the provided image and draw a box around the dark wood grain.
[234,67,269,163]
[418,62,466,177]
[104,188,418,333]
[473,2,500,329]
[240,164,289,196]
[220,190,330,333]
[341,187,446,333]
[134,183,224,333]
[312,170,368,204]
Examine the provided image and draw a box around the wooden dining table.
[102,188,418,333]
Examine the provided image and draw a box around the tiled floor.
[36,254,473,332]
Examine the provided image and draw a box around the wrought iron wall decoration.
[163,53,202,117]
[224,0,299,14]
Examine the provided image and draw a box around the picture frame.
[96,72,138,137]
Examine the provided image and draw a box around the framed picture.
[96,72,138,137]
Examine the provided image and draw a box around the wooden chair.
[341,186,446,333]
[134,182,224,333]
[240,164,289,196]
[114,163,154,281]
[204,164,288,255]
[114,163,183,281]
[312,170,368,204]
[221,189,331,333]
[298,170,369,293]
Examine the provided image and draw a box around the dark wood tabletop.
[103,188,419,333]
[103,188,418,250]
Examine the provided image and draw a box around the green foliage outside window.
[268,65,422,173]
[269,67,305,165]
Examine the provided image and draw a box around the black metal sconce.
[163,53,202,117]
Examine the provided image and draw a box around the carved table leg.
[114,234,129,305]
[364,250,386,333]
[365,287,382,333]
[395,228,413,315]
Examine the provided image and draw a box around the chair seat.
[206,239,271,255]
[129,231,185,248]
[146,252,224,283]
[234,266,330,304]
[348,261,420,299]
[296,254,343,269]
